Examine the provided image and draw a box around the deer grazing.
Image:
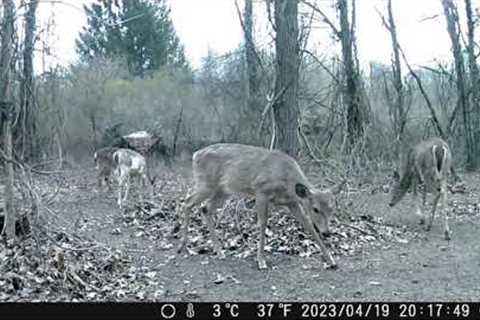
[94,147,119,191]
[389,137,452,240]
[112,148,152,208]
[176,143,344,270]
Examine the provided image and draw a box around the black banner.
[0,302,478,320]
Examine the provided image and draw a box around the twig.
[258,86,287,137]
[67,267,101,292]
[339,222,375,236]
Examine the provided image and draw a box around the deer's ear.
[393,170,400,181]
[295,183,310,198]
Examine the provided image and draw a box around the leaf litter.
[3,169,473,301]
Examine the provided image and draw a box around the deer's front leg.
[117,181,123,208]
[426,191,441,232]
[288,203,336,269]
[176,195,193,254]
[441,183,450,240]
[123,174,131,204]
[95,174,102,192]
[145,173,154,199]
[255,195,269,270]
[203,192,226,259]
[412,178,425,225]
[117,169,127,208]
[177,190,211,254]
[105,176,113,192]
[415,162,425,184]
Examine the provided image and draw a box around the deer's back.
[114,149,146,171]
[192,143,309,196]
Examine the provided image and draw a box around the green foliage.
[75,0,188,76]
[37,57,215,158]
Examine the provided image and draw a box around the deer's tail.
[432,143,448,177]
[113,152,120,165]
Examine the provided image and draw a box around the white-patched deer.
[176,143,344,270]
[94,147,119,191]
[389,137,452,239]
[112,148,152,208]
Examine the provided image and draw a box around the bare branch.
[418,14,440,23]
[302,49,340,84]
[258,86,287,138]
[301,0,341,38]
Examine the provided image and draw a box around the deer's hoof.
[326,263,338,270]
[257,259,268,270]
[445,231,451,241]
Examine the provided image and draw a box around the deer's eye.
[313,208,320,214]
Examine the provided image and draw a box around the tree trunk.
[244,0,258,106]
[172,104,184,157]
[338,0,363,152]
[273,0,300,157]
[18,0,38,161]
[0,0,17,240]
[465,0,480,169]
[386,0,406,155]
[441,0,474,169]
[90,114,98,149]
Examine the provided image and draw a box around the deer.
[389,137,452,240]
[112,148,153,208]
[94,147,119,192]
[176,143,344,270]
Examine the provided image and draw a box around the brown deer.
[389,137,452,239]
[94,147,119,191]
[176,143,344,270]
[112,148,152,208]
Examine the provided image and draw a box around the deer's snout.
[388,202,394,207]
[313,224,329,237]
[321,231,331,238]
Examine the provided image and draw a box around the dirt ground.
[44,162,480,301]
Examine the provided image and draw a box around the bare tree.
[384,0,407,155]
[234,0,264,145]
[0,0,17,240]
[465,0,480,169]
[70,59,121,149]
[441,0,475,170]
[18,0,39,161]
[272,0,300,157]
[244,0,258,108]
[302,0,365,152]
[337,0,363,151]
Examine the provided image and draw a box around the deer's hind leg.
[441,182,450,240]
[426,191,440,232]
